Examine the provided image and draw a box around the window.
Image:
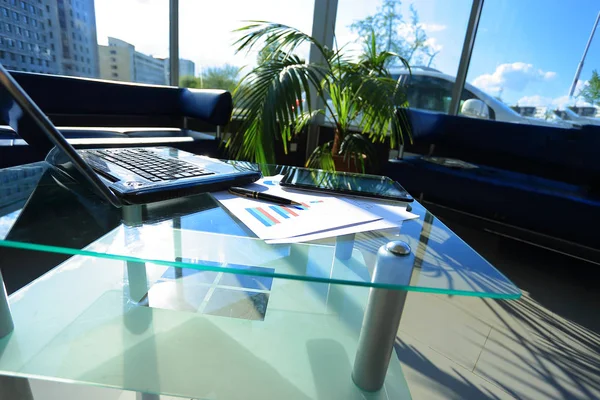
[179,0,314,88]
[0,51,4,59]
[20,54,25,62]
[32,18,36,27]
[19,1,24,9]
[112,72,118,77]
[9,52,15,60]
[109,49,116,55]
[110,56,116,62]
[464,0,596,128]
[330,0,472,121]
[37,58,41,65]
[47,18,51,27]
[23,15,27,24]
[1,7,7,17]
[29,56,33,63]
[17,40,22,49]
[111,65,117,70]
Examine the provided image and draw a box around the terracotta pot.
[333,154,365,173]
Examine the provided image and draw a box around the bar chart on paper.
[246,200,324,227]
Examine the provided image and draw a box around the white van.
[390,67,575,128]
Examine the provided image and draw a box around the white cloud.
[398,22,446,44]
[424,37,443,53]
[420,23,447,33]
[515,80,592,109]
[472,62,557,94]
[516,95,553,107]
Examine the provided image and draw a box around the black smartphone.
[279,168,414,203]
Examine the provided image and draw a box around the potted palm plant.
[227,21,410,172]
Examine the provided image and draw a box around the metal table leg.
[334,233,355,260]
[0,270,14,339]
[0,376,34,400]
[122,205,149,303]
[352,241,413,392]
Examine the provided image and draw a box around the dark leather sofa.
[1,71,231,168]
[385,109,600,262]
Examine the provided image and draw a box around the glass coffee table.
[0,162,520,399]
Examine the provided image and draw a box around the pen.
[228,187,302,206]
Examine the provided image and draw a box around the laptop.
[0,64,261,207]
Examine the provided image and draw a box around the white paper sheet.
[212,177,381,240]
[264,219,401,244]
[265,193,419,244]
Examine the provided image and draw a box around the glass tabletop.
[0,161,521,299]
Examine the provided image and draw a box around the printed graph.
[246,200,324,227]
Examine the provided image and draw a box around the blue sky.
[96,0,600,107]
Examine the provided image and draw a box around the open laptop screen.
[0,64,122,207]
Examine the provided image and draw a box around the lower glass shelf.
[0,249,412,399]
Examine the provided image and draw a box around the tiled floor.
[396,222,600,400]
[6,223,600,400]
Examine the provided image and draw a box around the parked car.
[390,67,575,128]
[554,106,600,126]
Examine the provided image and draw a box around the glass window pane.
[179,0,315,89]
[95,0,169,84]
[335,0,472,115]
[466,0,600,127]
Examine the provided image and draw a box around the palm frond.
[234,21,329,66]
[227,54,327,164]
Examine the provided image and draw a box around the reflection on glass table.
[0,161,521,398]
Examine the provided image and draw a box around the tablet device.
[280,168,414,203]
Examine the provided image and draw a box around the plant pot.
[333,154,365,173]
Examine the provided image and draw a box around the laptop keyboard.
[87,148,214,182]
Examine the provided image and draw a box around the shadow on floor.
[398,220,600,400]
[394,338,505,400]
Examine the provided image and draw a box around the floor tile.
[399,292,492,371]
[395,332,514,400]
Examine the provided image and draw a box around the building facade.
[163,57,196,85]
[98,37,166,85]
[0,0,98,77]
[0,0,59,74]
[52,0,99,77]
